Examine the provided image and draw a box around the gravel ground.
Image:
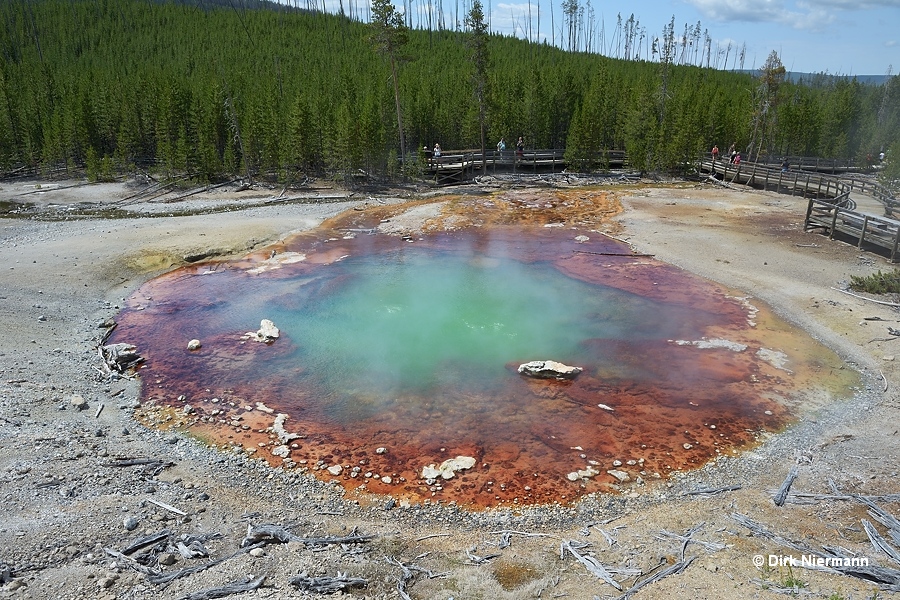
[0,176,898,600]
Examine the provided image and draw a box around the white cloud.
[811,0,900,6]
[685,0,840,31]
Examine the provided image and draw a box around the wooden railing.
[805,197,900,262]
[425,149,626,182]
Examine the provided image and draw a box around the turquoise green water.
[268,248,692,403]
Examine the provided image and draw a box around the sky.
[300,0,900,76]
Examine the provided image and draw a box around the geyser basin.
[112,194,854,508]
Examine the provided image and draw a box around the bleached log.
[560,540,622,590]
[773,467,799,507]
[178,575,266,600]
[289,572,367,594]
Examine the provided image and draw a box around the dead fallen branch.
[147,497,187,516]
[572,250,655,258]
[773,467,799,507]
[241,524,375,547]
[177,575,267,600]
[786,492,900,504]
[858,496,900,531]
[615,556,696,600]
[289,572,367,594]
[415,533,451,542]
[560,540,622,590]
[121,530,172,555]
[731,512,900,591]
[387,556,445,600]
[99,343,144,373]
[465,547,500,565]
[862,520,900,566]
[656,525,727,555]
[831,287,900,307]
[683,485,742,496]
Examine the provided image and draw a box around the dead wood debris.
[177,575,267,600]
[682,484,742,496]
[120,529,172,555]
[862,520,900,566]
[387,556,446,600]
[99,343,143,373]
[773,466,799,507]
[655,523,727,557]
[831,286,900,308]
[147,497,187,516]
[560,540,627,591]
[465,547,500,564]
[489,529,557,550]
[613,556,696,600]
[784,492,900,505]
[240,524,375,548]
[731,512,900,591]
[289,572,367,594]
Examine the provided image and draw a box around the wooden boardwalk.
[699,157,855,202]
[805,197,900,262]
[699,156,897,214]
[426,149,625,184]
[696,157,900,262]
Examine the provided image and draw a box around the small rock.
[884,355,895,361]
[246,319,280,343]
[158,553,178,566]
[187,339,201,351]
[612,460,622,467]
[607,469,630,482]
[327,465,343,476]
[421,456,476,480]
[381,476,392,484]
[71,395,88,410]
[518,360,583,380]
[123,517,139,531]
[248,548,265,558]
[683,443,694,450]
[375,447,387,454]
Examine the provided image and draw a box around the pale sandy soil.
[0,176,898,600]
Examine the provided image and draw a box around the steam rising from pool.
[111,219,854,508]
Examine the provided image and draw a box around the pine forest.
[1,0,899,184]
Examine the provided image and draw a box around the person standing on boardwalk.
[516,136,524,160]
[711,144,719,162]
[433,143,441,158]
[497,138,506,152]
[728,142,737,163]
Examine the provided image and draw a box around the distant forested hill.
[0,0,897,181]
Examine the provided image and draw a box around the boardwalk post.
[858,215,869,249]
[804,198,815,230]
[891,228,900,262]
